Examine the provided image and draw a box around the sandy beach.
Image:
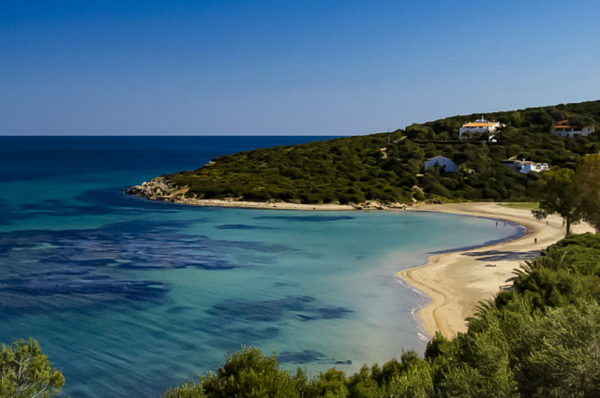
[399,202,594,338]
[164,197,356,211]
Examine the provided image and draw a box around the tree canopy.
[0,338,65,397]
[532,168,581,235]
[533,154,600,235]
[573,154,600,231]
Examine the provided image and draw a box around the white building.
[459,118,503,140]
[424,156,457,173]
[502,160,549,174]
[553,120,595,138]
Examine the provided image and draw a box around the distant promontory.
[128,100,600,208]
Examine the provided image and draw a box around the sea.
[0,136,525,397]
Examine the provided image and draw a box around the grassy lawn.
[499,202,539,210]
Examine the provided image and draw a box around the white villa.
[502,160,549,174]
[459,118,503,140]
[424,155,457,173]
[553,120,595,138]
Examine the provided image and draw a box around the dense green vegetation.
[162,100,600,204]
[0,338,65,397]
[163,233,600,397]
[533,154,600,235]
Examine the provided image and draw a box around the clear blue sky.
[1,0,599,135]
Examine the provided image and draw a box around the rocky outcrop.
[126,177,181,201]
[353,201,408,210]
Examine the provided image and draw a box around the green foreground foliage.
[162,100,600,204]
[0,338,65,397]
[164,233,600,397]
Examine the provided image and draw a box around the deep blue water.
[0,136,524,397]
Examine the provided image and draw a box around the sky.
[1,0,599,135]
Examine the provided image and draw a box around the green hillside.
[157,100,600,204]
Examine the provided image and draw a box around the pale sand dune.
[398,202,594,338]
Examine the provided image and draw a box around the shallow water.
[0,137,524,397]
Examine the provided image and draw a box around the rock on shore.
[126,177,183,201]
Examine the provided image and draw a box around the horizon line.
[0,133,363,137]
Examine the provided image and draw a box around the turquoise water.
[0,137,524,397]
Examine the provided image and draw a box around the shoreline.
[137,196,357,211]
[128,190,593,339]
[126,194,409,212]
[398,202,594,338]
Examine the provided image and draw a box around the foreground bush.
[161,347,296,398]
[0,338,65,397]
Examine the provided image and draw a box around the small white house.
[424,156,457,173]
[503,160,549,174]
[459,118,503,140]
[553,120,595,138]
